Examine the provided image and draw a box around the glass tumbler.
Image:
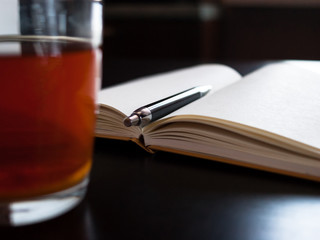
[0,0,102,226]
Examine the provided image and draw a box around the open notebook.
[96,61,320,181]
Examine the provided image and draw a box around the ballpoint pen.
[123,85,212,127]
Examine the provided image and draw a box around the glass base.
[0,177,88,226]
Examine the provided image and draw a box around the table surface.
[1,59,320,240]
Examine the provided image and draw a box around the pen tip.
[123,114,140,127]
[123,118,132,127]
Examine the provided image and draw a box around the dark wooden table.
[1,59,320,240]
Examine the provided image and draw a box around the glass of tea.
[0,0,102,226]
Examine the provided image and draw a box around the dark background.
[103,0,320,64]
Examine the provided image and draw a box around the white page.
[98,64,241,116]
[170,61,320,150]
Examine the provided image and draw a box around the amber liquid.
[0,38,100,200]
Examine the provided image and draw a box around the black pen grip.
[148,91,201,121]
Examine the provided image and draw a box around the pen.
[123,85,212,127]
